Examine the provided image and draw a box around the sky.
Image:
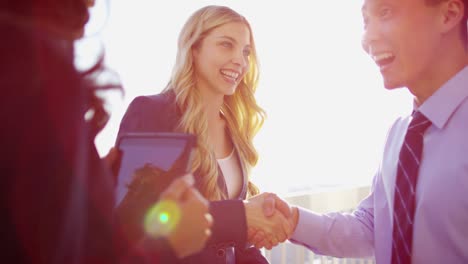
[77,0,413,194]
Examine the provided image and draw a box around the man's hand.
[246,193,299,249]
[244,192,295,249]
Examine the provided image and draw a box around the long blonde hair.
[163,5,265,200]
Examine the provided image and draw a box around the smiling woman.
[113,5,275,263]
[193,22,252,97]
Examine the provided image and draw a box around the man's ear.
[439,0,465,34]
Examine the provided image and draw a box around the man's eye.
[379,7,391,18]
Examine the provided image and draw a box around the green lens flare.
[159,212,169,223]
[144,199,181,238]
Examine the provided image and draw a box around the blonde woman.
[116,5,292,263]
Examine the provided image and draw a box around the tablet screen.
[115,133,195,205]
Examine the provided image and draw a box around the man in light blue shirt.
[249,0,468,263]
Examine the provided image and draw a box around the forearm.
[290,206,374,258]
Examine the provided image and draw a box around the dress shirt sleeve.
[289,176,377,258]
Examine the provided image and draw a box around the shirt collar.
[415,65,468,129]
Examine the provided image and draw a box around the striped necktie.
[391,111,432,264]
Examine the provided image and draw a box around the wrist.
[291,206,299,234]
[167,233,186,259]
[243,199,261,229]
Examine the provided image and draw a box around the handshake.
[243,193,299,249]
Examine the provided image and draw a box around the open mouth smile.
[372,52,395,70]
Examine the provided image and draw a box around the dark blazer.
[116,91,268,264]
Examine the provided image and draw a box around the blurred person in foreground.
[0,0,212,263]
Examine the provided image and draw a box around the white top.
[217,149,242,199]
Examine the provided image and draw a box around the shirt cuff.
[289,207,326,253]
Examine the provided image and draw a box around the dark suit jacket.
[116,91,268,264]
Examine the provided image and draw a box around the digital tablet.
[114,132,196,206]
